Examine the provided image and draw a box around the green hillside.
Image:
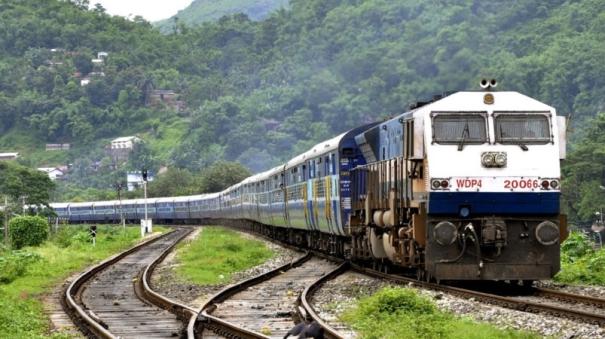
[155,0,289,32]
[0,0,603,222]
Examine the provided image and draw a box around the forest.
[155,0,290,32]
[0,0,603,224]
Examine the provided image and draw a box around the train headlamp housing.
[481,152,507,168]
[431,178,450,191]
[540,178,560,191]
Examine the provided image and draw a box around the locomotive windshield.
[432,113,487,145]
[494,113,551,145]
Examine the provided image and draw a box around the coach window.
[317,158,322,177]
[432,112,488,145]
[494,112,551,145]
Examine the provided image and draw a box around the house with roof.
[0,152,19,161]
[109,136,142,164]
[37,167,65,180]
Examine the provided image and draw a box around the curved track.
[189,253,341,338]
[64,227,194,338]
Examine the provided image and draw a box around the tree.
[147,168,196,197]
[198,161,251,193]
[563,113,605,222]
[0,162,55,210]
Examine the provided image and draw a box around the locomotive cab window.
[432,112,488,145]
[494,112,551,145]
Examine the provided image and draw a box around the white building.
[37,167,65,180]
[127,171,153,191]
[0,152,19,161]
[111,136,141,150]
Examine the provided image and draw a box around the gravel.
[151,228,605,338]
[151,227,301,308]
[312,271,605,339]
[536,280,605,298]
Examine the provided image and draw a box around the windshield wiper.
[458,122,469,151]
[499,125,528,151]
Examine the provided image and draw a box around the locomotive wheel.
[416,268,427,282]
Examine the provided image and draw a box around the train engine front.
[424,84,567,281]
[350,81,567,282]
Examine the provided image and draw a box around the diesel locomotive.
[50,81,568,282]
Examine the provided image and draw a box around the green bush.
[0,250,42,283]
[341,287,536,338]
[555,231,605,285]
[561,231,593,261]
[8,216,49,249]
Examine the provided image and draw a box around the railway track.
[60,221,605,338]
[189,253,342,339]
[63,227,195,338]
[215,224,605,335]
[352,264,605,326]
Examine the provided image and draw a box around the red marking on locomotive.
[456,179,482,188]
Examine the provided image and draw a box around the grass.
[145,117,189,162]
[0,224,167,338]
[175,227,274,285]
[340,287,538,339]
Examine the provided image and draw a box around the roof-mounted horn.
[480,78,497,91]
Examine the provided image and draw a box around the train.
[50,80,568,283]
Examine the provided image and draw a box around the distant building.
[126,171,154,191]
[109,136,142,164]
[37,167,65,181]
[46,143,70,151]
[98,51,108,59]
[145,89,187,112]
[0,152,19,161]
[111,136,141,150]
[80,77,91,86]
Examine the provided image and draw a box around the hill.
[155,0,289,32]
[0,0,603,222]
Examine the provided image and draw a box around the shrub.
[8,216,49,249]
[561,231,593,261]
[0,250,42,283]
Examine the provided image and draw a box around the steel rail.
[534,287,605,308]
[64,229,177,338]
[137,227,199,322]
[351,263,605,326]
[298,262,349,339]
[189,252,312,338]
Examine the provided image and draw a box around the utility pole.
[116,183,125,230]
[141,169,149,237]
[3,195,8,245]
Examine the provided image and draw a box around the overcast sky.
[90,0,194,22]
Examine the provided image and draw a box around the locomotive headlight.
[482,152,507,168]
[481,153,495,167]
[432,180,441,189]
[494,153,507,167]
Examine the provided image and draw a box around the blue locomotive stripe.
[428,192,560,215]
